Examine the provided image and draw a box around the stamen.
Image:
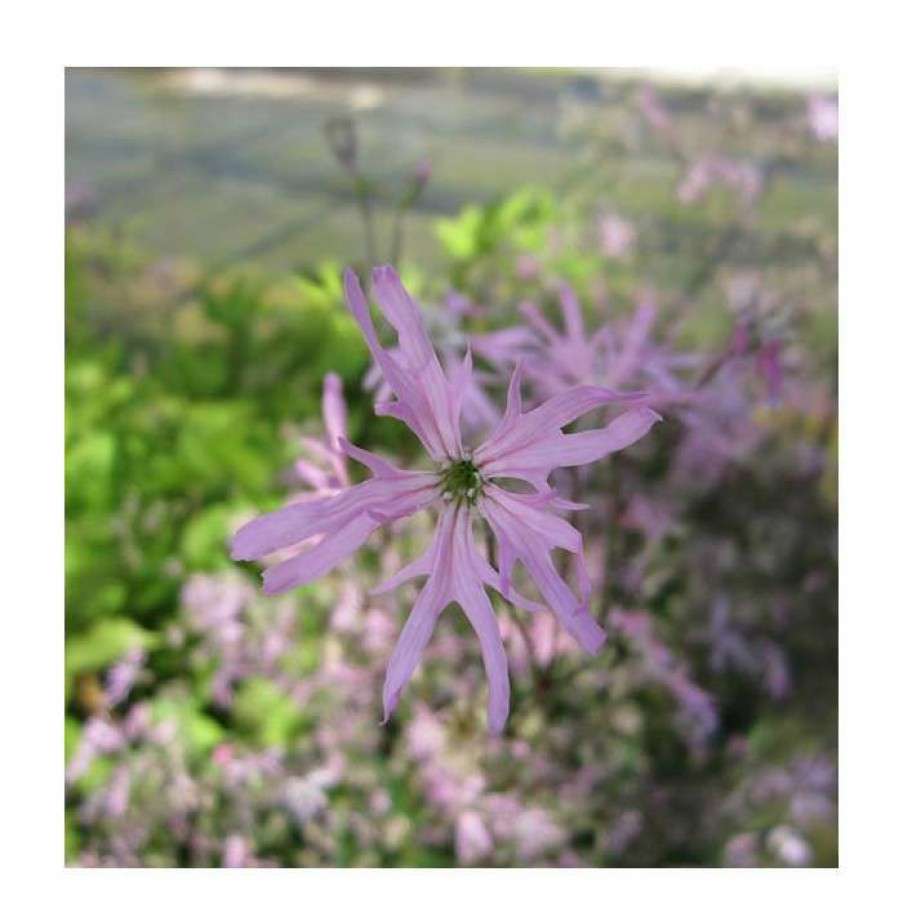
[438,456,486,506]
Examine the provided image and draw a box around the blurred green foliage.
[65,227,371,702]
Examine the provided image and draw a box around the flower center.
[439,457,484,505]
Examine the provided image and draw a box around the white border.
[9,0,898,897]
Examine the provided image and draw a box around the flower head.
[230,266,660,732]
[520,284,699,405]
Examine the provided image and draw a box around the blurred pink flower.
[222,834,252,868]
[211,744,234,766]
[521,284,698,404]
[66,717,124,783]
[678,155,763,212]
[807,95,838,142]
[104,648,145,707]
[406,703,446,761]
[231,265,660,732]
[514,253,541,281]
[767,825,812,867]
[280,776,328,824]
[105,765,131,818]
[598,213,636,259]
[514,808,566,861]
[455,810,493,864]
[724,832,759,867]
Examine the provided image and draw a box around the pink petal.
[379,505,516,732]
[558,285,585,342]
[382,580,444,721]
[262,515,378,594]
[470,326,537,369]
[231,497,333,561]
[337,438,405,479]
[371,266,465,460]
[345,266,464,462]
[485,486,590,601]
[321,373,347,454]
[480,489,606,654]
[481,406,661,477]
[475,383,646,474]
[456,582,510,735]
[294,460,330,491]
[230,473,436,561]
[345,269,447,459]
[520,301,561,344]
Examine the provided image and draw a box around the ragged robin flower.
[230,266,660,733]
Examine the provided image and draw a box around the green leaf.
[150,696,225,756]
[66,617,157,677]
[232,677,305,747]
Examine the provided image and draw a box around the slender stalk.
[389,206,405,269]
[354,177,377,270]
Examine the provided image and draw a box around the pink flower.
[598,213,636,259]
[66,717,124,783]
[514,253,541,281]
[211,744,234,766]
[807,94,838,142]
[231,266,660,733]
[521,284,698,403]
[455,810,493,864]
[678,155,763,212]
[104,648,145,707]
[222,834,252,868]
[514,808,566,861]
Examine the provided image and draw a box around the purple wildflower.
[231,265,660,733]
[520,284,698,404]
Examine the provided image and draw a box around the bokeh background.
[65,67,838,867]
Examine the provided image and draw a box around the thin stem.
[354,176,377,270]
[389,206,405,269]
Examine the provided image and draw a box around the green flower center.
[439,457,484,505]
